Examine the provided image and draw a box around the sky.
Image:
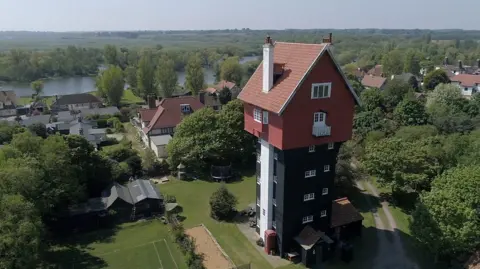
[0,0,477,31]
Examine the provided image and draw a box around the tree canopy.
[184,54,205,96]
[97,65,124,106]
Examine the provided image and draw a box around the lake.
[2,56,260,98]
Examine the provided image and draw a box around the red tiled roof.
[238,42,359,114]
[330,197,364,228]
[367,65,383,77]
[144,96,204,133]
[361,75,387,88]
[138,108,157,122]
[204,80,237,94]
[451,74,480,87]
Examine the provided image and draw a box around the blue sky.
[0,0,477,31]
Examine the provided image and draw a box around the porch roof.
[330,197,364,228]
[294,225,333,250]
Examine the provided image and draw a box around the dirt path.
[186,226,235,269]
[357,181,419,269]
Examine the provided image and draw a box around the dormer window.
[311,83,331,99]
[180,104,191,113]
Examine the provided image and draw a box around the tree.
[403,49,421,75]
[124,65,137,89]
[136,51,157,99]
[353,108,385,137]
[381,50,404,76]
[220,57,243,85]
[426,83,464,113]
[156,57,178,98]
[30,80,44,98]
[184,55,205,96]
[382,78,412,110]
[407,76,419,91]
[411,166,480,260]
[209,184,238,220]
[393,97,428,126]
[97,65,124,106]
[28,123,47,138]
[360,87,383,112]
[423,69,451,91]
[394,125,438,142]
[0,194,43,269]
[104,44,118,65]
[218,87,232,105]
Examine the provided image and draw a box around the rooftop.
[361,75,387,89]
[52,93,102,106]
[330,197,364,228]
[451,74,480,87]
[150,134,172,146]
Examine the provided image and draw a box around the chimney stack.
[262,35,274,93]
[147,94,156,109]
[458,60,463,70]
[322,33,333,44]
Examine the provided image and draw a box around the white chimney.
[262,35,274,93]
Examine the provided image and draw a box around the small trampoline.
[211,163,233,181]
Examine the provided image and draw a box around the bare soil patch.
[185,225,234,269]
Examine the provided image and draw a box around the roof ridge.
[275,41,327,46]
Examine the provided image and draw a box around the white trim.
[328,142,334,150]
[322,188,328,195]
[253,108,262,122]
[278,44,360,115]
[302,215,314,224]
[311,83,332,99]
[308,145,315,152]
[314,112,326,124]
[320,210,327,217]
[303,193,315,201]
[324,165,330,172]
[305,170,316,178]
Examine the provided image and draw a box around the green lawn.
[47,220,188,269]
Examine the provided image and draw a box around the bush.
[209,184,238,220]
[256,237,264,247]
[165,194,177,203]
[106,128,113,134]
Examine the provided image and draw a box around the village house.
[361,75,387,90]
[450,74,480,98]
[69,120,107,148]
[199,80,242,110]
[50,93,103,112]
[367,64,384,77]
[238,34,363,267]
[0,90,17,118]
[137,96,204,158]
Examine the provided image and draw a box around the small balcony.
[312,125,331,137]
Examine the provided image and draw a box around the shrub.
[256,237,264,247]
[165,194,177,203]
[209,184,238,220]
[106,128,113,134]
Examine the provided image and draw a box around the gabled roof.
[238,42,360,114]
[139,108,157,122]
[330,197,364,228]
[367,65,383,77]
[0,90,16,104]
[361,75,387,89]
[144,96,204,133]
[52,93,102,106]
[204,80,237,94]
[451,74,480,87]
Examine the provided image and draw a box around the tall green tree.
[0,194,43,269]
[156,57,178,98]
[360,87,384,112]
[220,57,243,85]
[184,54,205,96]
[30,80,44,98]
[97,65,124,106]
[103,44,118,65]
[382,78,413,110]
[403,49,421,75]
[209,184,238,220]
[381,49,404,76]
[423,69,451,91]
[124,65,137,89]
[136,51,157,99]
[411,166,480,260]
[393,97,428,126]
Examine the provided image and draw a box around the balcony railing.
[312,125,331,137]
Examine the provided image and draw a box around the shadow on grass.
[43,246,107,269]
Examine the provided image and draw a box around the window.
[274,153,278,160]
[257,198,260,206]
[313,112,326,125]
[303,193,315,201]
[273,175,278,183]
[322,188,329,195]
[324,165,330,172]
[272,220,277,228]
[257,176,260,184]
[328,143,334,150]
[262,209,266,216]
[256,153,261,163]
[302,215,314,224]
[308,145,315,152]
[273,198,277,205]
[262,111,269,124]
[305,170,316,178]
[311,83,331,99]
[321,210,327,217]
[253,108,262,122]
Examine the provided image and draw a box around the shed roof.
[150,134,172,146]
[330,197,364,228]
[361,75,387,89]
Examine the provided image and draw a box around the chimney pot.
[262,35,274,93]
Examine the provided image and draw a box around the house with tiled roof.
[0,90,17,118]
[51,93,103,112]
[238,34,362,267]
[200,80,241,110]
[367,64,384,77]
[450,74,480,98]
[361,75,387,90]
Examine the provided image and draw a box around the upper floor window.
[253,108,262,122]
[302,215,314,224]
[320,210,327,217]
[304,193,315,201]
[328,143,334,150]
[313,112,326,125]
[308,145,315,152]
[322,188,329,195]
[311,83,332,99]
[305,170,316,178]
[324,165,330,172]
[262,111,269,124]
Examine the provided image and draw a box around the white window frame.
[302,215,314,224]
[308,145,315,153]
[328,142,334,150]
[322,188,328,195]
[324,165,330,172]
[253,108,262,122]
[256,152,260,163]
[311,83,332,99]
[313,112,326,125]
[262,110,269,124]
[305,170,316,178]
[303,193,315,201]
[321,210,327,217]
